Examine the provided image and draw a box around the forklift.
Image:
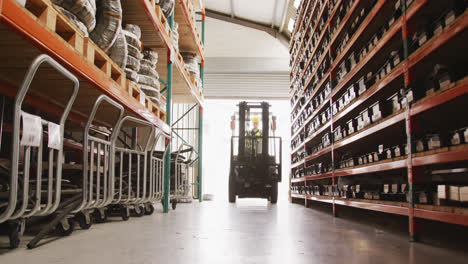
[229,102,282,203]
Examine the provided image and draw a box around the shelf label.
[15,0,26,7]
[169,47,175,63]
[48,122,61,150]
[21,112,42,147]
[140,91,146,106]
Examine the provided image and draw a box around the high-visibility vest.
[246,129,262,154]
[247,129,262,137]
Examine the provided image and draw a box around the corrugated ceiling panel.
[205,0,287,28]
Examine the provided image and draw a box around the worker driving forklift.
[229,102,282,203]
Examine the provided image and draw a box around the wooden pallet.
[189,74,201,90]
[148,101,166,122]
[83,38,126,88]
[184,0,203,50]
[20,0,84,55]
[159,109,166,122]
[126,80,167,122]
[154,5,172,40]
[126,80,140,101]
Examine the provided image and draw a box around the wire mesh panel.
[0,55,78,223]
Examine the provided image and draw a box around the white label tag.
[21,112,42,147]
[140,90,146,106]
[15,0,26,7]
[48,122,61,150]
[170,48,175,63]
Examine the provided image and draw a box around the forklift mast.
[238,101,270,158]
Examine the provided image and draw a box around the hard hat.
[252,117,260,123]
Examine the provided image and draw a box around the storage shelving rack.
[289,0,468,240]
[0,0,205,213]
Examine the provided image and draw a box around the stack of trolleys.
[170,144,195,210]
[144,129,171,214]
[111,116,155,219]
[71,95,124,228]
[0,54,79,248]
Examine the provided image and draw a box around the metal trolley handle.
[74,95,124,213]
[1,54,79,223]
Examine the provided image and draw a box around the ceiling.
[202,0,298,100]
[205,0,288,28]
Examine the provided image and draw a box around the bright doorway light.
[202,99,291,203]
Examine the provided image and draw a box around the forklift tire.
[228,173,236,203]
[270,183,278,204]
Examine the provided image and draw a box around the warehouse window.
[288,18,295,32]
[293,0,301,9]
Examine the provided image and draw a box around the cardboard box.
[393,145,402,157]
[332,102,338,115]
[370,101,383,123]
[347,119,356,135]
[391,51,401,67]
[433,20,444,35]
[361,108,371,127]
[451,130,462,145]
[373,152,381,162]
[358,76,367,95]
[438,185,448,199]
[427,134,442,150]
[334,126,343,141]
[342,127,348,138]
[460,186,468,202]
[384,184,390,194]
[415,139,426,153]
[449,186,460,201]
[445,10,456,25]
[347,84,358,102]
[385,148,392,159]
[356,115,365,131]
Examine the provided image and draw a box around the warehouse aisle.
[0,200,467,264]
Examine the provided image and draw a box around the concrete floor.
[0,199,467,264]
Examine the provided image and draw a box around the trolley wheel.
[144,203,154,215]
[56,218,75,236]
[120,206,130,221]
[75,212,93,230]
[132,205,145,217]
[93,208,108,223]
[270,183,278,204]
[8,224,20,249]
[171,201,177,210]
